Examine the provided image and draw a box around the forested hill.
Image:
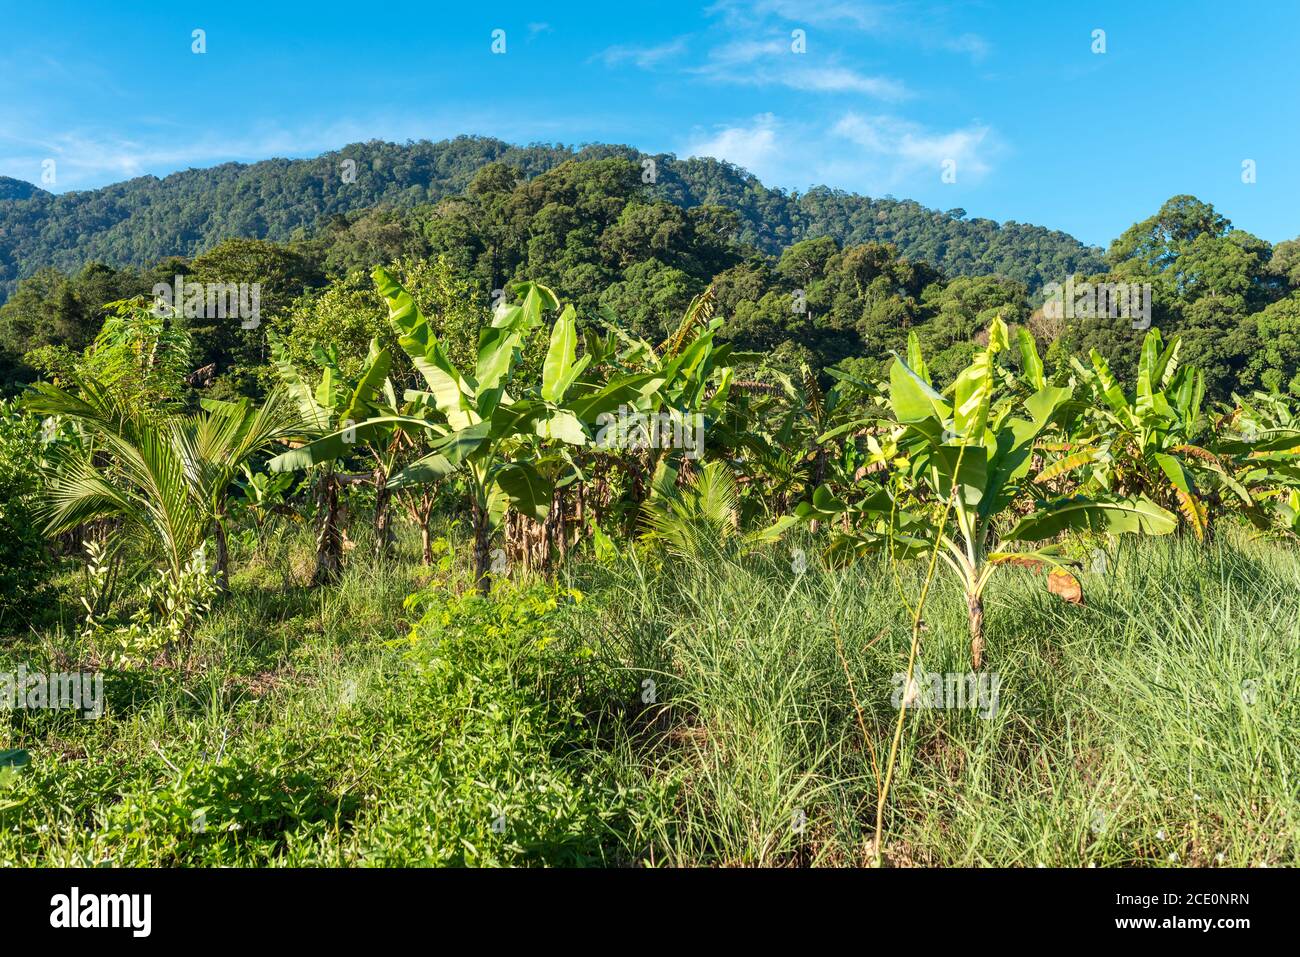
[0,136,1103,303]
[0,177,47,202]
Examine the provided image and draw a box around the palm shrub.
[798,316,1178,669]
[195,393,307,584]
[640,459,793,560]
[24,375,300,595]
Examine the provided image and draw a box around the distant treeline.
[0,135,1104,303]
[1,139,1297,401]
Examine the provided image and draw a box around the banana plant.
[266,334,390,583]
[231,464,296,535]
[592,290,750,506]
[797,317,1177,669]
[1051,329,1262,540]
[1208,390,1300,534]
[1271,487,1300,540]
[1224,389,1300,435]
[274,267,658,593]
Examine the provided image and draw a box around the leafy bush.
[0,401,54,630]
[366,579,639,865]
[78,541,219,666]
[97,753,343,865]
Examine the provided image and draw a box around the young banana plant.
[1210,391,1300,536]
[798,317,1178,669]
[266,334,391,583]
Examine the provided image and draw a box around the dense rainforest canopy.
[1,137,1297,402]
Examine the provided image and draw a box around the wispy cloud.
[704,37,788,65]
[0,110,609,191]
[594,2,977,101]
[706,0,990,63]
[692,36,908,100]
[832,112,998,183]
[942,32,990,62]
[685,113,782,175]
[0,124,374,190]
[591,37,689,69]
[707,0,889,32]
[682,110,1001,195]
[780,66,907,98]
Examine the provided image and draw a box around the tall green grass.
[1,521,1295,866]
[560,531,1299,866]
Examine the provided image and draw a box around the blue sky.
[1,0,1296,248]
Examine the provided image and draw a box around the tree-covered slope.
[0,177,48,202]
[0,136,1104,303]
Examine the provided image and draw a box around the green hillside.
[0,136,1105,303]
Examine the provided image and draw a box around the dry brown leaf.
[993,555,1048,571]
[1047,568,1084,604]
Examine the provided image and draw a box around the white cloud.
[832,112,996,184]
[708,0,888,32]
[0,125,370,190]
[680,110,1001,196]
[706,0,990,62]
[691,38,908,100]
[0,110,605,192]
[782,66,907,99]
[705,37,788,65]
[592,38,689,69]
[943,33,990,62]
[684,113,782,176]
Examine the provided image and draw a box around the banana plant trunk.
[313,469,342,585]
[967,590,985,671]
[544,484,566,573]
[404,489,437,565]
[472,501,492,596]
[420,523,434,565]
[373,467,393,561]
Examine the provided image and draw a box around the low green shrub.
[0,402,55,631]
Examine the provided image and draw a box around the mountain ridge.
[0,176,49,203]
[0,136,1106,303]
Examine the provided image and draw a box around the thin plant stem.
[872,436,969,865]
